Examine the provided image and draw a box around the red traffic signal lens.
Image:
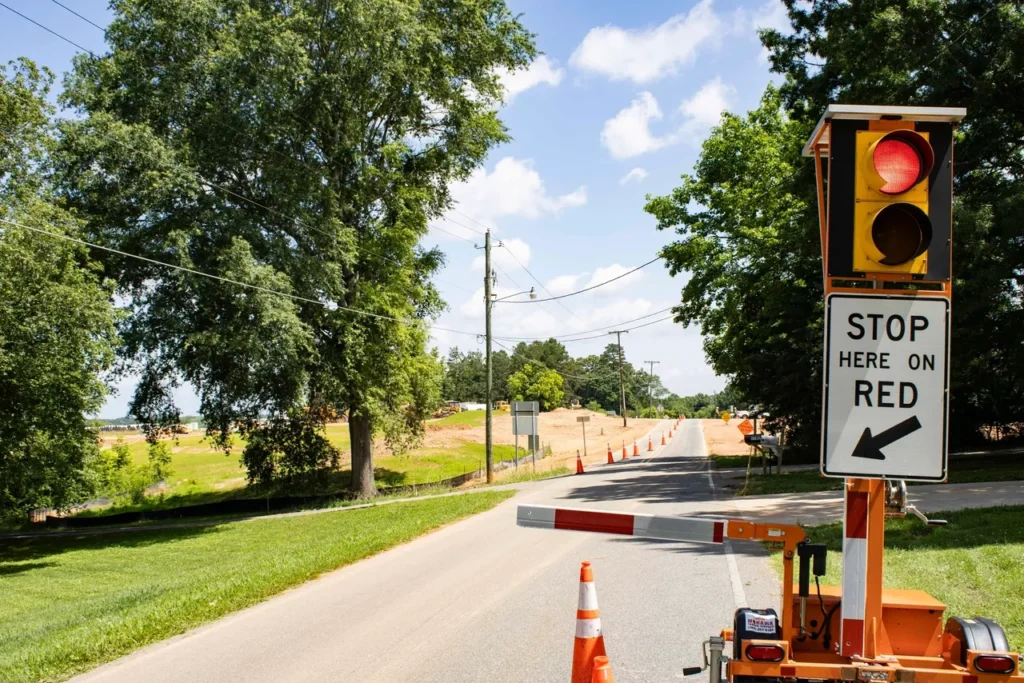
[871,203,932,265]
[872,130,934,194]
[975,656,1016,675]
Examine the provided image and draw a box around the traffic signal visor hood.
[802,104,966,158]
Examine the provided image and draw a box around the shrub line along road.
[72,420,1024,683]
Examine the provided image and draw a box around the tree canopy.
[57,0,535,496]
[651,0,1024,454]
[0,59,118,521]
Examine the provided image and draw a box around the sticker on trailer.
[822,294,949,481]
[744,613,778,635]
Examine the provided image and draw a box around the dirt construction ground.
[702,418,755,456]
[422,409,665,474]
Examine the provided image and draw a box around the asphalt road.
[75,420,784,683]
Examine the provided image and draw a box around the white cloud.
[497,55,565,103]
[430,157,587,239]
[472,237,532,273]
[600,92,677,160]
[584,263,645,295]
[546,273,586,295]
[619,168,649,185]
[678,78,735,139]
[601,81,733,159]
[569,0,722,84]
[752,0,791,33]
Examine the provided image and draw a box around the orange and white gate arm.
[517,504,807,643]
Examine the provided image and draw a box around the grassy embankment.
[0,490,515,682]
[773,505,1024,651]
[713,454,1024,496]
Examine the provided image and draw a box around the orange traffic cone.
[576,450,585,475]
[621,441,627,459]
[632,440,639,456]
[661,432,666,446]
[606,444,614,464]
[591,655,615,682]
[669,429,673,438]
[571,561,607,683]
[647,436,653,452]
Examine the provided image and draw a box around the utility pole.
[608,330,629,427]
[484,230,494,483]
[644,360,660,413]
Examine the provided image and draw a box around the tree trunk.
[349,412,376,498]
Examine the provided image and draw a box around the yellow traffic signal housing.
[802,106,965,283]
[853,128,934,274]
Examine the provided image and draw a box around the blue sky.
[0,0,789,417]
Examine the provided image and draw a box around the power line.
[0,2,93,52]
[501,257,663,303]
[499,242,581,321]
[431,223,477,245]
[450,208,492,232]
[440,214,487,237]
[48,0,105,31]
[493,306,675,342]
[0,217,487,339]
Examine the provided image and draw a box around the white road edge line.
[698,420,748,609]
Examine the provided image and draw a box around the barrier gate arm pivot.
[517,504,808,646]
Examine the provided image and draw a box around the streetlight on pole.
[484,271,535,483]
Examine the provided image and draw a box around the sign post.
[577,415,590,456]
[822,294,950,481]
[513,401,540,470]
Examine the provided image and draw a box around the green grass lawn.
[0,490,515,682]
[709,454,756,469]
[84,423,512,518]
[498,466,573,483]
[772,505,1024,651]
[430,409,487,427]
[106,432,248,496]
[374,443,521,486]
[736,455,1024,496]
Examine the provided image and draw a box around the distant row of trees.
[441,340,744,417]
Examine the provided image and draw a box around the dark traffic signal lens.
[871,203,932,265]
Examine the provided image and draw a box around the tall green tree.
[58,0,535,496]
[759,0,1024,445]
[646,87,823,453]
[507,363,564,411]
[0,59,119,521]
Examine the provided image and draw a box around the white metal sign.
[822,294,949,481]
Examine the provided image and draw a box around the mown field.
[88,412,519,516]
[0,490,515,682]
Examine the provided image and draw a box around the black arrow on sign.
[852,416,923,461]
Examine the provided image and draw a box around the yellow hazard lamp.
[854,129,935,274]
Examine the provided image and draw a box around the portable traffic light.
[853,128,934,273]
[804,106,964,282]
